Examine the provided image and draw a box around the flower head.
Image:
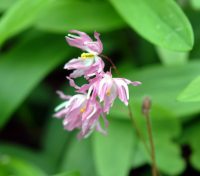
[64,55,104,78]
[54,91,107,139]
[55,30,141,139]
[65,30,103,55]
[86,72,141,113]
[64,30,104,78]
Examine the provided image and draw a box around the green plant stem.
[128,105,150,154]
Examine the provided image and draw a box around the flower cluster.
[54,30,141,139]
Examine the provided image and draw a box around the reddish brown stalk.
[142,97,158,176]
[100,54,150,155]
[100,54,120,75]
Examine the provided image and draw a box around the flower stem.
[100,54,120,75]
[142,97,158,176]
[128,105,150,154]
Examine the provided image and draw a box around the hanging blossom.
[54,91,108,139]
[54,30,141,139]
[81,72,141,113]
[64,30,104,78]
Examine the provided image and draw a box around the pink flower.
[55,30,142,139]
[86,72,141,113]
[64,30,104,78]
[64,55,104,78]
[65,30,103,55]
[54,91,108,139]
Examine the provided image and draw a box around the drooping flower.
[64,30,104,78]
[54,91,107,139]
[64,55,104,78]
[85,72,141,113]
[65,30,103,55]
[55,30,142,139]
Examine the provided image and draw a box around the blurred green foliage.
[0,0,200,176]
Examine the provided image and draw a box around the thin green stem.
[128,105,150,154]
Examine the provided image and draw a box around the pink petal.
[56,91,71,100]
[69,69,85,78]
[65,30,92,51]
[103,90,117,113]
[114,79,129,105]
[66,76,80,90]
[96,122,107,135]
[64,58,88,69]
[123,78,142,86]
[65,30,103,54]
[94,32,103,54]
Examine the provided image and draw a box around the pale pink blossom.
[54,91,108,138]
[86,72,141,113]
[55,30,142,139]
[65,30,103,55]
[64,55,104,78]
[64,30,104,78]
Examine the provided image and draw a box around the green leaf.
[109,0,194,51]
[0,0,52,45]
[180,121,200,171]
[35,0,125,33]
[130,106,184,175]
[42,118,70,172]
[156,47,188,66]
[53,171,80,176]
[190,0,200,10]
[188,10,200,59]
[59,137,97,176]
[112,60,200,119]
[155,141,185,175]
[0,143,52,173]
[0,32,69,128]
[93,119,137,176]
[0,155,46,176]
[178,76,200,102]
[0,0,17,12]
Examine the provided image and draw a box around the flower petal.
[64,58,89,69]
[114,78,129,105]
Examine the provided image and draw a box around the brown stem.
[142,97,158,176]
[100,54,150,155]
[100,54,121,75]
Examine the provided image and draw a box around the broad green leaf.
[180,121,200,171]
[0,143,52,173]
[0,0,16,12]
[155,141,185,175]
[93,119,137,176]
[0,0,52,45]
[188,10,200,58]
[0,32,69,127]
[178,76,200,102]
[53,171,80,176]
[35,0,125,33]
[0,155,46,176]
[133,141,185,176]
[191,0,200,10]
[156,47,188,66]
[59,137,97,176]
[109,0,194,51]
[42,118,70,172]
[111,60,200,119]
[129,106,185,175]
